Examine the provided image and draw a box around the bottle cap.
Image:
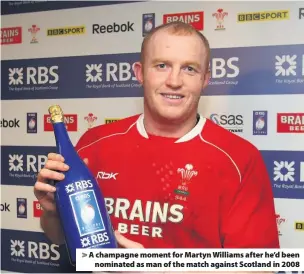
[48,105,64,123]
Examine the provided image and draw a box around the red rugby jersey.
[75,114,279,248]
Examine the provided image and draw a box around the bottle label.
[69,190,105,237]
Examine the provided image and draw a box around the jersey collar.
[136,113,206,143]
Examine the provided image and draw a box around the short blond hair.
[140,21,210,71]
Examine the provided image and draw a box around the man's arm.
[40,210,65,245]
[221,148,279,248]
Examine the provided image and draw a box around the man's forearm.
[40,211,65,245]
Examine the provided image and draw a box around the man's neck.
[143,111,198,139]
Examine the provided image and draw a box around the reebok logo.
[0,118,20,128]
[92,22,134,34]
[1,202,10,212]
[97,171,119,180]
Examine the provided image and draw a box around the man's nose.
[165,68,183,88]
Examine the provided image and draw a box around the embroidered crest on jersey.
[175,164,198,201]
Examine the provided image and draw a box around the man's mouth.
[161,93,184,100]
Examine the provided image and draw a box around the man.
[34,21,279,250]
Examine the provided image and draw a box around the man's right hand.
[34,153,69,215]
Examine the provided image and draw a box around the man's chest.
[91,143,224,211]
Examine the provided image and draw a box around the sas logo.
[275,55,304,85]
[8,66,59,92]
[85,62,141,89]
[237,10,289,23]
[142,13,155,37]
[44,114,77,132]
[28,24,40,44]
[17,198,27,219]
[277,113,304,133]
[27,113,37,134]
[33,201,43,218]
[47,25,85,36]
[10,239,60,261]
[212,9,228,30]
[210,114,243,133]
[253,111,267,135]
[105,118,120,124]
[84,113,98,129]
[1,27,22,45]
[163,11,204,30]
[295,221,304,231]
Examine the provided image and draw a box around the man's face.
[135,30,210,123]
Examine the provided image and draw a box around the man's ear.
[133,62,144,84]
[202,70,211,90]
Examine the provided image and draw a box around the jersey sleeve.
[221,148,280,248]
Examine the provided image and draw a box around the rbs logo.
[9,154,47,173]
[8,66,59,85]
[86,63,137,83]
[65,180,93,194]
[210,57,239,78]
[10,239,60,260]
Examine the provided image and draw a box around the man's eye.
[157,64,166,69]
[186,66,195,72]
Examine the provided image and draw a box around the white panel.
[0,185,43,232]
[199,94,304,151]
[274,198,304,248]
[1,1,303,60]
[0,98,144,146]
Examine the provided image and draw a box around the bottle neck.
[53,122,77,159]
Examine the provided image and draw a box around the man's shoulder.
[87,114,140,137]
[75,114,140,151]
[202,117,261,168]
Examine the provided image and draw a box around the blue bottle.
[48,105,117,266]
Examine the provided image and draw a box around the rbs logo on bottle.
[8,66,59,86]
[65,180,93,194]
